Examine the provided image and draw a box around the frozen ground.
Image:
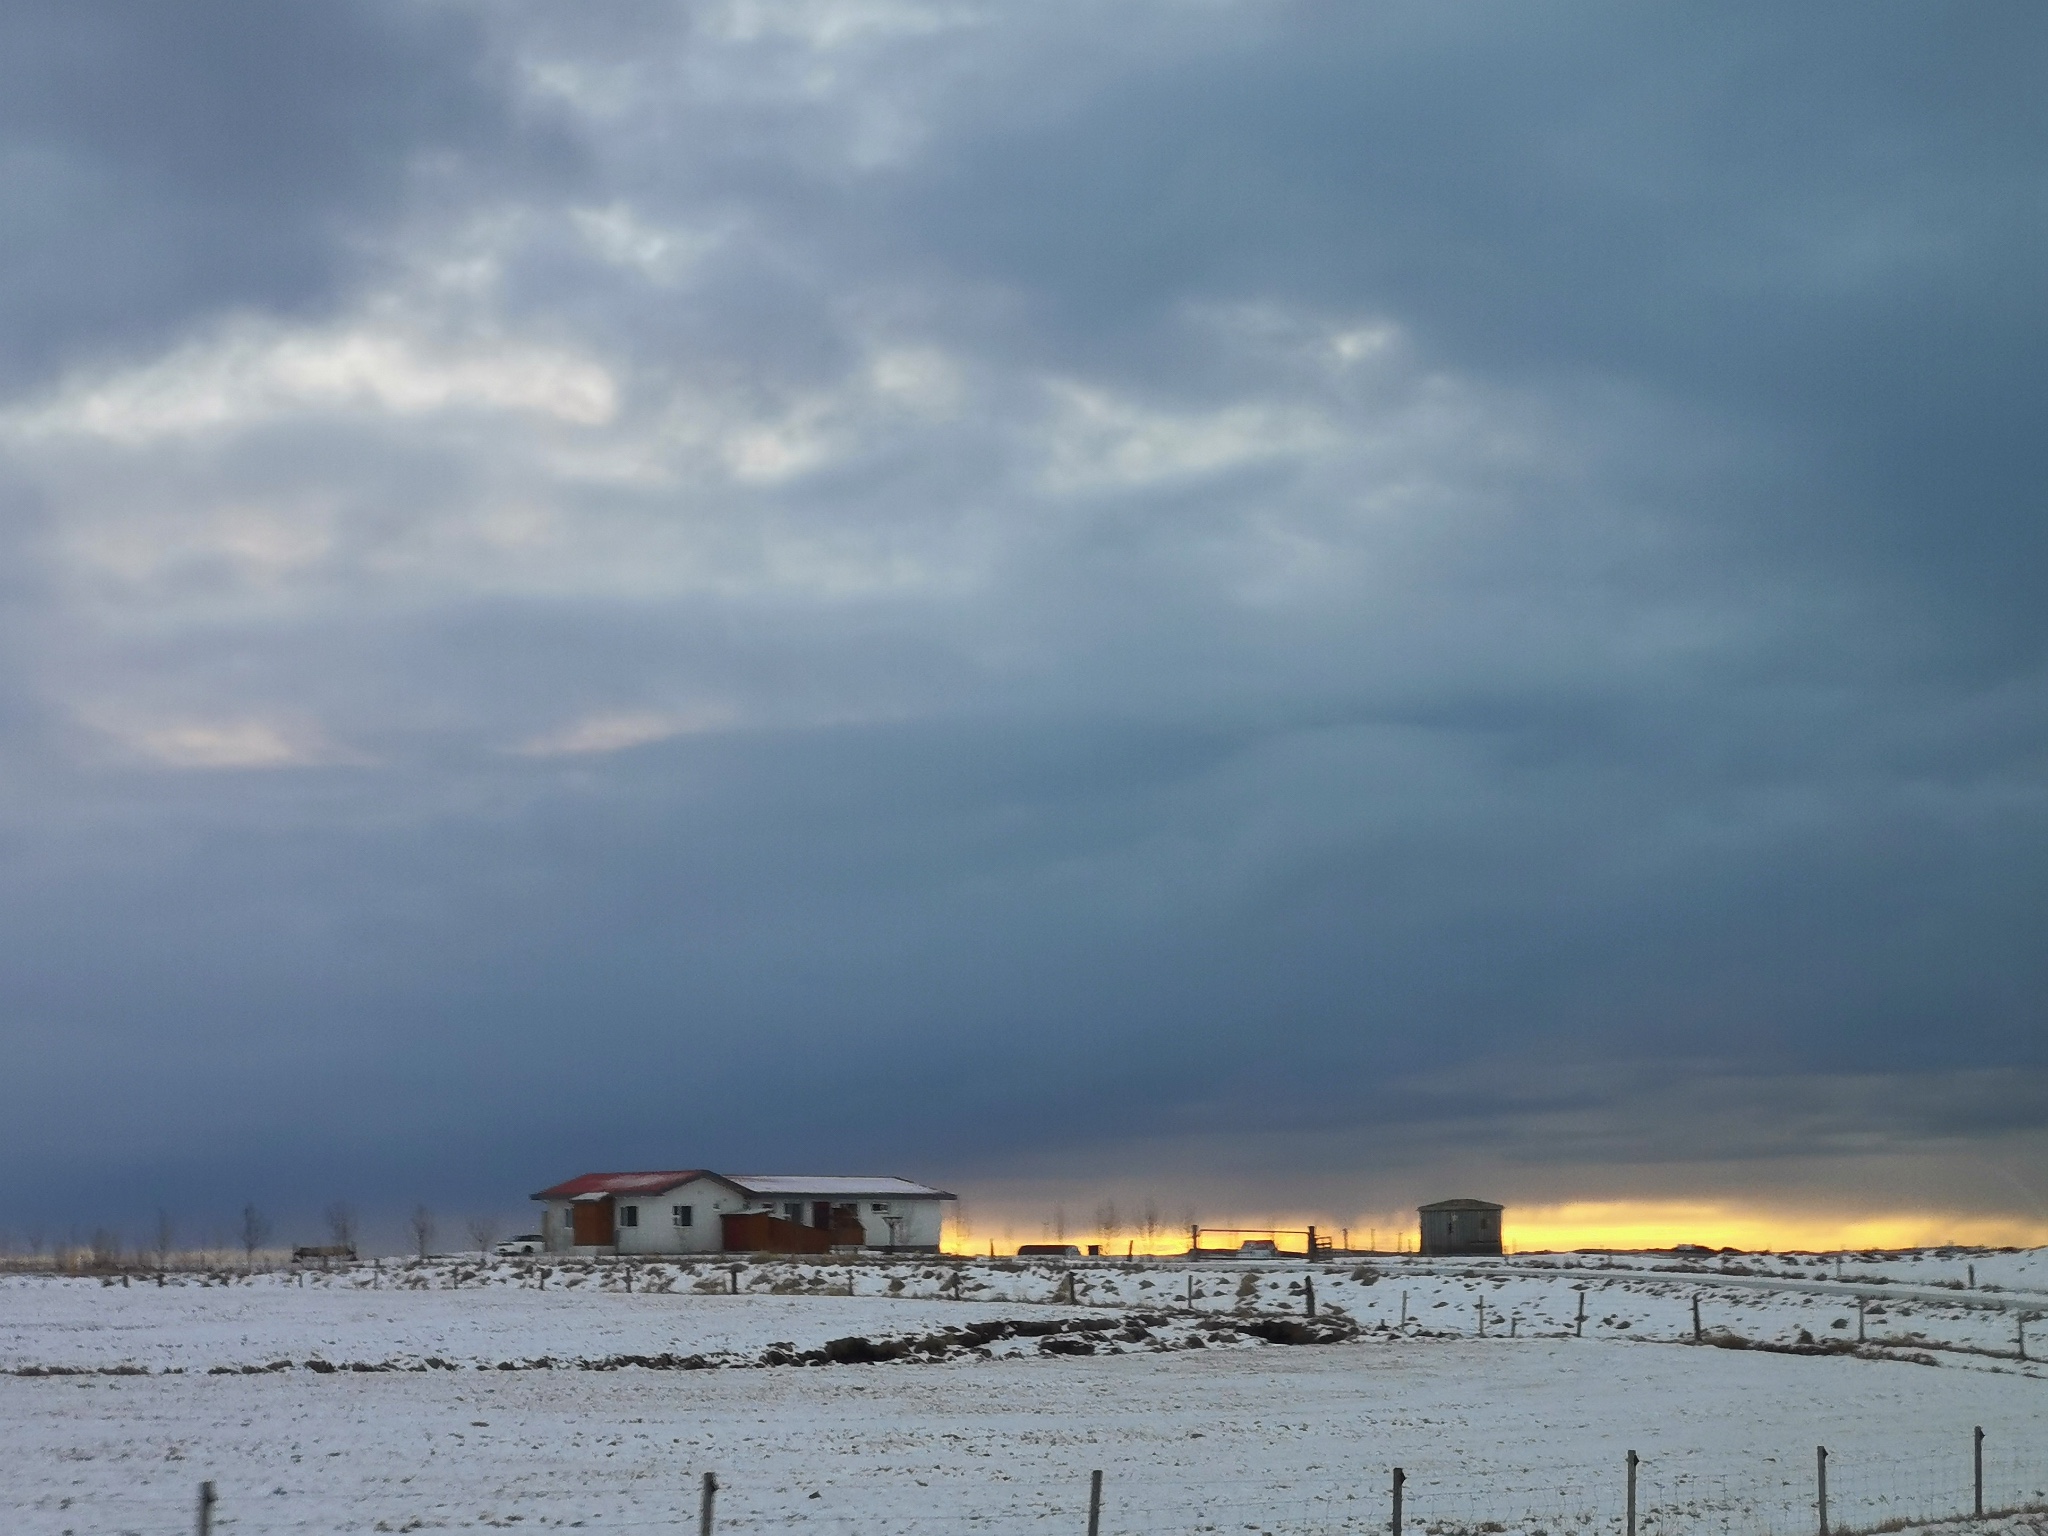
[4,1253,2046,1535]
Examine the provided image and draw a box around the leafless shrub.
[154,1210,174,1270]
[466,1215,499,1256]
[410,1205,435,1261]
[325,1202,359,1254]
[240,1204,270,1271]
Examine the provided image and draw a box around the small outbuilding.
[1418,1198,1504,1256]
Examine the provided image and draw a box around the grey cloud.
[0,0,570,387]
[0,3,2042,1238]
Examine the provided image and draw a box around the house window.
[673,1205,693,1227]
[784,1203,803,1222]
[620,1205,639,1228]
[871,1203,889,1213]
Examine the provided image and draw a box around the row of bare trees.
[1,1204,510,1271]
[1034,1198,1190,1251]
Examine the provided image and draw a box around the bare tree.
[1094,1201,1121,1248]
[154,1210,175,1271]
[1140,1198,1162,1251]
[325,1202,359,1255]
[89,1228,122,1270]
[240,1203,270,1271]
[410,1205,435,1262]
[465,1215,499,1257]
[1047,1205,1068,1242]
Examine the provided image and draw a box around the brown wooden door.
[572,1199,614,1246]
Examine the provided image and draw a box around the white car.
[493,1234,545,1257]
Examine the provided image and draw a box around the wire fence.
[28,1431,2047,1536]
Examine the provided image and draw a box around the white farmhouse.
[531,1169,954,1256]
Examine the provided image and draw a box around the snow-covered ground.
[5,1253,2047,1536]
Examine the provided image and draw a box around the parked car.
[1237,1239,1281,1258]
[494,1234,545,1256]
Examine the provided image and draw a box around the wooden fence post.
[1087,1469,1103,1536]
[1626,1450,1638,1536]
[1974,1426,1984,1518]
[700,1471,718,1536]
[1817,1445,1829,1536]
[1305,1276,1316,1318]
[1391,1467,1405,1536]
[1576,1289,1585,1338]
[197,1480,216,1536]
[1692,1294,1702,1343]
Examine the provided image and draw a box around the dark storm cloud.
[0,2,2043,1242]
[0,0,568,385]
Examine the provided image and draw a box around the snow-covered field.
[5,1252,2046,1536]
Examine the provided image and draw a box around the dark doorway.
[572,1199,615,1246]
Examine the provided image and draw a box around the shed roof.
[530,1170,742,1201]
[729,1175,955,1199]
[1418,1198,1505,1212]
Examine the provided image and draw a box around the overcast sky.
[2,1,2044,1249]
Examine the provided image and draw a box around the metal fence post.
[1088,1469,1103,1536]
[1627,1450,1638,1536]
[1816,1446,1829,1536]
[197,1480,216,1536]
[700,1470,718,1536]
[1392,1467,1405,1536]
[1974,1427,1984,1518]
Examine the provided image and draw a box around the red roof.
[530,1170,737,1201]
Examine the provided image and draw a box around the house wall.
[1419,1207,1503,1256]
[851,1197,945,1250]
[539,1183,952,1254]
[543,1178,758,1256]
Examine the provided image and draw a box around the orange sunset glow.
[946,1201,2048,1256]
